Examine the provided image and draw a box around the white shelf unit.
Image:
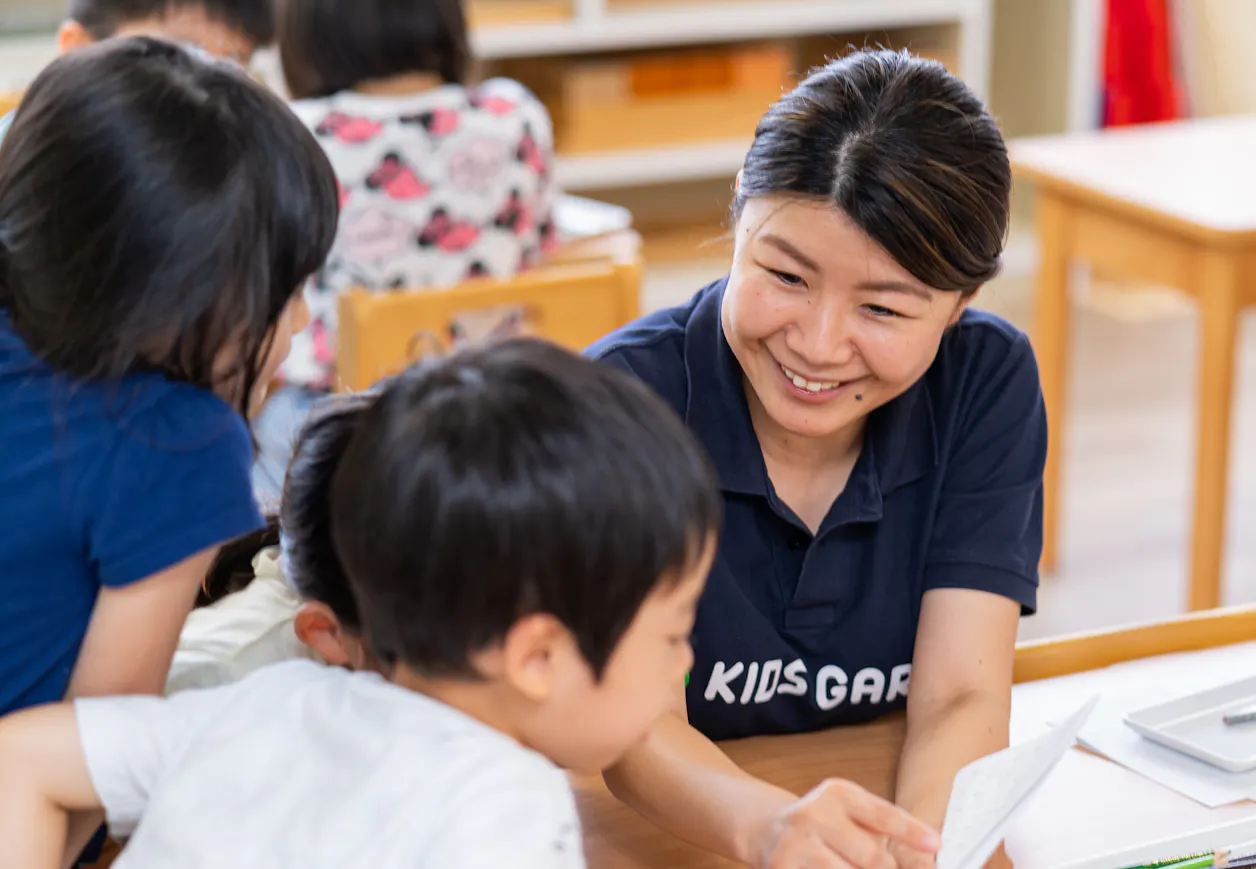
[472,0,994,191]
[0,0,994,190]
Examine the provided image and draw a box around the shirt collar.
[680,278,938,512]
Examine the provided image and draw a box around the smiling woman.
[585,48,1045,869]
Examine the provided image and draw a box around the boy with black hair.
[0,0,271,142]
[60,0,271,62]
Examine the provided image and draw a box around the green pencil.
[1119,852,1213,869]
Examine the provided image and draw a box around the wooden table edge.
[1010,160,1256,248]
[1014,604,1256,683]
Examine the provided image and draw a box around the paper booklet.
[937,696,1100,869]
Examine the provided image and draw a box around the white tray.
[1124,674,1256,773]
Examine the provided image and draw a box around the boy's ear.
[294,601,354,667]
[57,20,95,54]
[493,613,570,703]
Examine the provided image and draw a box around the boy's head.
[60,0,273,64]
[280,390,376,672]
[329,339,721,772]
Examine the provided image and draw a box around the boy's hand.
[752,779,940,869]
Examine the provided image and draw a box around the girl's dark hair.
[0,37,338,417]
[277,0,470,100]
[277,392,376,630]
[69,0,275,44]
[735,49,1011,294]
[331,339,722,679]
[200,391,374,627]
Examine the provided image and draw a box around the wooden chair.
[336,230,643,392]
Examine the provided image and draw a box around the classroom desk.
[576,606,1256,869]
[1011,116,1256,609]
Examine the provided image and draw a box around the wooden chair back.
[336,232,642,392]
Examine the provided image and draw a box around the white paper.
[1077,698,1256,808]
[552,195,633,240]
[937,696,1099,869]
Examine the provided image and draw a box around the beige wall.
[1173,0,1256,117]
[989,0,1074,139]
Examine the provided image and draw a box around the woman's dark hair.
[69,0,274,45]
[735,49,1010,294]
[200,391,375,625]
[331,339,722,680]
[277,0,470,100]
[0,37,338,417]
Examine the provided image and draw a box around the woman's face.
[724,195,973,443]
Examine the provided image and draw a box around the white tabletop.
[1007,640,1256,869]
[1011,115,1256,235]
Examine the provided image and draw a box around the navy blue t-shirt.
[586,279,1046,741]
[0,310,263,715]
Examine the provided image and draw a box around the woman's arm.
[891,588,1020,867]
[0,705,103,869]
[605,685,940,869]
[67,547,219,700]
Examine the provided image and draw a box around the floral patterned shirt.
[281,78,559,389]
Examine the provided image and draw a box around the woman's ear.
[56,20,95,54]
[950,288,980,326]
[293,601,354,667]
[734,169,744,193]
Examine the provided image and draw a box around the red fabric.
[1103,0,1181,126]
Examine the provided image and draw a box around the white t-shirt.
[78,661,584,868]
[165,548,311,695]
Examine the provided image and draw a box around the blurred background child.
[252,0,560,503]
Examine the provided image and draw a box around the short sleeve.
[165,570,308,695]
[425,761,584,869]
[84,387,263,588]
[75,686,232,831]
[924,332,1046,614]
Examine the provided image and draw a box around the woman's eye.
[768,268,805,288]
[865,304,901,318]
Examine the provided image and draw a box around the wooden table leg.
[1189,248,1242,611]
[1031,193,1072,575]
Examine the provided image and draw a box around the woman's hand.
[888,837,1013,869]
[753,779,940,869]
[889,838,936,869]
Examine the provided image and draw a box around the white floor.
[642,258,1256,642]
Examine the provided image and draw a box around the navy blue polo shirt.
[586,279,1045,741]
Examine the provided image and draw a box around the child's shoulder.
[0,311,247,457]
[110,377,249,454]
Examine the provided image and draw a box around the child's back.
[87,661,580,866]
[0,37,338,717]
[0,333,254,712]
[272,0,559,390]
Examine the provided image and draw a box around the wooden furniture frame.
[336,231,643,392]
[1012,117,1256,610]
